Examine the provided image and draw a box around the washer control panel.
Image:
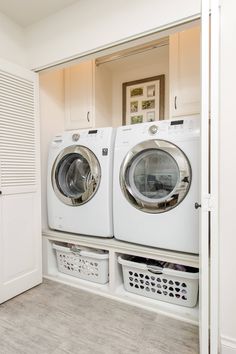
[70,129,103,141]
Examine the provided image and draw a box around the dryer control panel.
[115,116,200,148]
[167,118,200,135]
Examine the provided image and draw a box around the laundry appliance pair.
[47,118,200,254]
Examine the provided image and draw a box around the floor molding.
[221,336,236,354]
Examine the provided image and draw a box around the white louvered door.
[0,59,42,303]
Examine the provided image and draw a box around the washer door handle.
[182,176,190,183]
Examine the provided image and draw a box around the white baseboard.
[221,336,236,354]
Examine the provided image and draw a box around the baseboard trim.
[221,336,236,354]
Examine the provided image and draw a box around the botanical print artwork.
[130,101,138,113]
[130,87,143,97]
[147,111,155,122]
[123,75,164,125]
[131,115,143,124]
[142,99,155,110]
[147,85,155,97]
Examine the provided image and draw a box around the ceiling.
[0,0,79,27]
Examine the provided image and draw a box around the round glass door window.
[120,140,191,213]
[52,145,101,206]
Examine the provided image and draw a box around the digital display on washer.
[88,130,98,134]
[170,120,184,125]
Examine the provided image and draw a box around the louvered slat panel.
[0,107,34,116]
[0,123,34,133]
[0,132,34,140]
[0,138,35,145]
[0,87,34,101]
[0,97,34,110]
[0,102,34,114]
[0,115,35,128]
[0,72,34,90]
[0,70,36,188]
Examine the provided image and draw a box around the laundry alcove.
[40,19,202,329]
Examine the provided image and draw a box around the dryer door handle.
[195,202,202,209]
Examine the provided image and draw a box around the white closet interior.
[40,20,201,327]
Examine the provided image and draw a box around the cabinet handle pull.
[174,96,177,110]
[87,111,90,122]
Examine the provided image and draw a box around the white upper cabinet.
[65,60,94,130]
[169,26,200,118]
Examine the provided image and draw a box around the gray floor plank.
[0,279,199,354]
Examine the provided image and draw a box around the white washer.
[47,127,115,237]
[113,118,200,254]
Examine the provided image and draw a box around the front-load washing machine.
[47,127,115,237]
[113,118,200,253]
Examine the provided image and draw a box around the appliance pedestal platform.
[43,229,199,325]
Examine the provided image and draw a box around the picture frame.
[122,75,165,125]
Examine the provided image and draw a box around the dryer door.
[120,139,191,213]
[52,145,101,206]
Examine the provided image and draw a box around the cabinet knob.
[174,96,177,110]
[87,111,90,122]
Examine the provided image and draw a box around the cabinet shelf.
[43,229,199,267]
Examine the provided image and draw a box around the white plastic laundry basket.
[118,255,199,307]
[53,243,109,284]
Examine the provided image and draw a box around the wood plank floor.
[0,279,199,354]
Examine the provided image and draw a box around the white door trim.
[200,0,210,353]
[210,1,220,353]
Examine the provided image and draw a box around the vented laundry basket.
[118,255,199,307]
[53,243,109,284]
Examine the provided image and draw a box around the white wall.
[39,69,65,229]
[107,45,169,126]
[220,1,236,353]
[0,11,26,67]
[25,0,200,70]
[95,64,113,127]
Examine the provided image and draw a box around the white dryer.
[113,118,200,254]
[47,127,115,237]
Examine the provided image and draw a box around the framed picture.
[122,75,165,125]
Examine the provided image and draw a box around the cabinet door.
[0,59,42,303]
[65,61,94,130]
[169,26,200,117]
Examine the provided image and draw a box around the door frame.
[37,3,221,352]
[200,1,220,352]
[210,1,220,353]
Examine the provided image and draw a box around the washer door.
[52,145,101,206]
[120,140,191,213]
